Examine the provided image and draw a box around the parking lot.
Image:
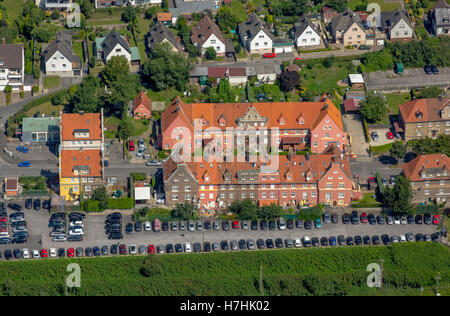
[6,142,58,162]
[365,67,450,92]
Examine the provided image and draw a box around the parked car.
[432,65,439,74]
[138,138,145,149]
[18,161,31,167]
[16,145,29,153]
[424,65,433,74]
[263,52,276,58]
[432,215,440,225]
[128,141,135,151]
[371,131,379,142]
[386,131,394,139]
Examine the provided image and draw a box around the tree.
[117,118,132,140]
[279,70,300,92]
[171,202,197,220]
[121,6,137,23]
[216,6,238,32]
[70,75,99,113]
[419,86,442,99]
[383,175,413,215]
[205,47,217,60]
[90,187,108,210]
[142,43,191,91]
[229,199,259,220]
[360,92,388,123]
[258,203,283,219]
[101,74,140,113]
[102,56,130,86]
[390,141,407,159]
[141,255,163,277]
[323,55,335,68]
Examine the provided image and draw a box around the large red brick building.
[161,97,348,155]
[163,145,361,210]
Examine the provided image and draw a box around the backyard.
[43,76,61,90]
[385,92,411,115]
[1,0,24,24]
[25,101,62,118]
[300,61,351,96]
[348,0,401,11]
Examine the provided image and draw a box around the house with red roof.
[402,154,450,204]
[133,91,152,119]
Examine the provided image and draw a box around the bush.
[298,205,322,221]
[107,198,134,210]
[83,200,101,213]
[141,255,164,277]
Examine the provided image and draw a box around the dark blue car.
[16,146,29,153]
[329,236,337,246]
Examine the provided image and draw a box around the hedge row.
[107,197,134,210]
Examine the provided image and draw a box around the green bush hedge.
[369,143,394,155]
[130,173,146,181]
[82,200,101,213]
[107,197,134,210]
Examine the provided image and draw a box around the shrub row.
[107,197,134,210]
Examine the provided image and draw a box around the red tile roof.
[208,67,228,78]
[228,68,247,77]
[133,91,151,113]
[399,98,450,123]
[157,12,172,22]
[61,113,102,141]
[343,98,361,112]
[403,154,450,181]
[60,149,102,178]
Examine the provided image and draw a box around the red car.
[40,249,48,258]
[386,131,394,139]
[295,57,303,60]
[67,248,75,257]
[263,52,276,58]
[128,141,135,152]
[119,244,127,255]
[232,220,239,229]
[147,244,156,254]
[0,217,6,222]
[432,215,440,225]
[360,212,368,223]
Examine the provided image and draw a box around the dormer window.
[416,111,423,119]
[74,129,90,138]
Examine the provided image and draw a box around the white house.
[292,15,321,48]
[43,31,82,77]
[0,44,24,91]
[191,16,227,56]
[95,31,131,63]
[381,9,413,41]
[238,13,274,54]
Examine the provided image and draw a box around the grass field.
[348,0,401,12]
[24,101,62,118]
[0,243,448,296]
[1,0,24,24]
[385,92,411,115]
[72,41,84,62]
[43,76,61,90]
[231,0,248,23]
[301,62,350,96]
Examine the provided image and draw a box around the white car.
[156,199,165,205]
[278,218,286,230]
[393,217,401,225]
[129,244,137,254]
[22,248,30,259]
[144,221,151,231]
[68,228,84,236]
[70,221,84,227]
[400,216,407,225]
[49,248,57,258]
[32,249,40,259]
[184,242,192,253]
[294,238,302,248]
[399,235,407,243]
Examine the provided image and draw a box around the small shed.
[134,182,151,203]
[4,178,19,196]
[395,63,404,74]
[349,74,365,88]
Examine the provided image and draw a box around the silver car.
[139,245,146,254]
[179,221,186,231]
[138,138,145,149]
[213,221,220,230]
[196,220,203,231]
[212,242,220,252]
[136,147,147,157]
[52,235,67,242]
[241,220,249,230]
[188,220,195,231]
[247,239,255,250]
[230,240,238,251]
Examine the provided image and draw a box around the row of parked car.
[49,212,86,243]
[2,230,443,260]
[0,211,28,244]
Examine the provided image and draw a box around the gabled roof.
[43,31,81,64]
[133,91,151,112]
[238,13,274,43]
[292,15,320,40]
[399,98,450,123]
[432,0,450,27]
[0,44,23,69]
[60,149,102,178]
[147,21,181,52]
[101,31,131,58]
[330,8,364,38]
[61,113,102,141]
[191,15,226,48]
[381,9,412,32]
[403,154,450,181]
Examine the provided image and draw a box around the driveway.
[342,113,369,157]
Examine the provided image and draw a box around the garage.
[273,38,294,54]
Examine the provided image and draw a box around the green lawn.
[129,118,149,137]
[385,92,411,115]
[348,0,401,11]
[72,41,84,62]
[301,62,350,96]
[43,76,61,89]
[146,87,180,105]
[1,0,24,24]
[231,0,248,23]
[137,42,148,63]
[24,101,62,118]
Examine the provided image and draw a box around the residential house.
[431,0,450,36]
[381,9,413,41]
[398,97,450,140]
[4,178,19,197]
[161,96,348,154]
[21,117,61,144]
[157,12,173,26]
[147,21,182,53]
[43,31,82,77]
[329,8,366,47]
[251,63,282,84]
[169,0,217,24]
[133,91,152,119]
[292,15,321,49]
[191,15,228,57]
[0,44,24,91]
[163,144,361,209]
[402,154,450,204]
[94,31,141,66]
[59,111,105,200]
[238,13,274,54]
[206,67,247,86]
